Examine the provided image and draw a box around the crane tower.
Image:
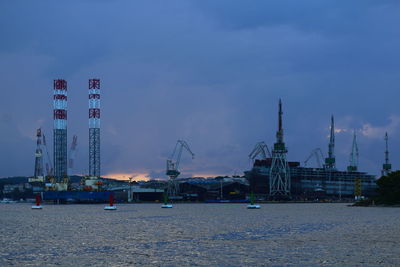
[29,128,45,183]
[166,140,194,198]
[347,131,359,172]
[382,132,391,176]
[269,99,291,198]
[324,116,336,170]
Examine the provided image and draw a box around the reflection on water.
[0,203,399,266]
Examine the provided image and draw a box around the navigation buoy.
[104,193,117,210]
[247,204,261,209]
[32,194,43,209]
[247,192,260,209]
[161,192,173,208]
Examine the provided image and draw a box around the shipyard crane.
[248,141,271,162]
[347,131,359,172]
[68,135,78,175]
[166,140,194,198]
[42,132,54,178]
[29,128,45,184]
[324,116,336,170]
[304,148,325,168]
[382,132,391,176]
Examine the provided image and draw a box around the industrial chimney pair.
[53,79,101,185]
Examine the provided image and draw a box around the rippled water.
[0,203,399,266]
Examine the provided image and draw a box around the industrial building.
[179,178,248,202]
[245,100,377,200]
[246,159,376,200]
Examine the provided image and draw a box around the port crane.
[304,148,325,168]
[347,131,359,172]
[166,140,194,198]
[42,133,54,177]
[68,135,78,175]
[248,141,271,162]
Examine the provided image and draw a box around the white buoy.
[32,194,43,209]
[104,193,117,210]
[247,204,261,209]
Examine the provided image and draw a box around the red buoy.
[32,193,42,209]
[109,193,114,206]
[36,194,41,206]
[105,192,117,210]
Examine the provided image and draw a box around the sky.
[1,0,400,180]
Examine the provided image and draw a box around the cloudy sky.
[1,0,399,180]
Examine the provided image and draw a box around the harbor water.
[0,203,399,266]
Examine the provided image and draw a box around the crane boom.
[249,141,271,160]
[42,133,54,177]
[304,148,325,168]
[347,131,359,172]
[166,140,195,198]
[68,135,78,173]
[168,140,194,172]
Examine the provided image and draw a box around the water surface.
[0,203,399,266]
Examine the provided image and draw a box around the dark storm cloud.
[1,1,400,178]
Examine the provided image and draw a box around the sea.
[0,203,399,266]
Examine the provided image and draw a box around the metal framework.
[382,132,391,176]
[304,148,324,168]
[269,99,290,197]
[34,128,44,179]
[347,131,359,172]
[249,141,271,161]
[166,140,194,197]
[324,116,336,170]
[42,133,54,177]
[89,79,101,178]
[53,79,68,182]
[68,135,78,175]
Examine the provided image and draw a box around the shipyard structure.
[245,100,377,200]
[27,79,112,202]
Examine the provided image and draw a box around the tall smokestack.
[53,79,68,181]
[89,79,100,178]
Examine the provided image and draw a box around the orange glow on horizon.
[103,172,151,181]
[102,172,233,181]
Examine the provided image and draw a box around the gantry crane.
[166,140,194,198]
[248,141,271,162]
[304,148,325,168]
